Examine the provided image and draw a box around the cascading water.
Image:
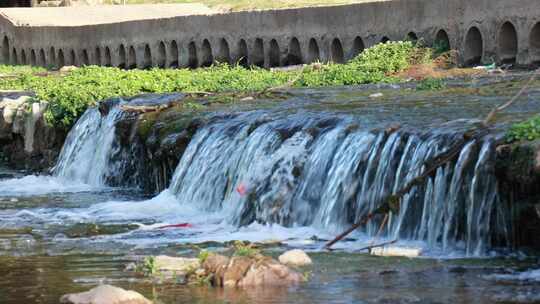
[52,106,125,186]
[166,111,508,255]
[36,93,510,255]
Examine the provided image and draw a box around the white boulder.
[278,249,312,267]
[60,285,152,304]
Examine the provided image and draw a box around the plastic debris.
[157,223,193,229]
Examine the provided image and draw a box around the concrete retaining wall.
[1,0,539,69]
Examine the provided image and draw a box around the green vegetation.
[197,250,210,263]
[0,41,420,127]
[506,115,540,143]
[417,77,446,91]
[233,241,260,257]
[136,256,158,277]
[0,65,46,75]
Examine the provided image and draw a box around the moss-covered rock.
[496,140,540,251]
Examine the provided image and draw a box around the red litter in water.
[157,223,193,229]
[236,183,247,196]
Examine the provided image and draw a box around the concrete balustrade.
[0,0,539,69]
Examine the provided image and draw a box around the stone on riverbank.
[0,91,64,170]
[60,284,152,304]
[278,249,312,267]
[153,255,200,281]
[237,258,304,287]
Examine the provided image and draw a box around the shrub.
[506,115,540,143]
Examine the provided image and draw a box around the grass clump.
[417,77,446,91]
[135,256,158,277]
[233,241,260,257]
[0,41,420,128]
[197,250,211,263]
[506,115,540,143]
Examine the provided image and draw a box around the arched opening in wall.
[236,39,248,67]
[157,41,166,68]
[2,37,9,64]
[21,49,27,65]
[406,32,418,42]
[57,49,65,68]
[69,49,76,66]
[498,21,518,64]
[143,44,152,69]
[217,38,230,64]
[95,47,102,66]
[380,36,390,44]
[188,41,198,68]
[119,45,126,69]
[200,39,213,67]
[307,38,320,63]
[39,49,46,66]
[285,37,302,66]
[30,49,36,66]
[350,36,365,59]
[530,23,540,64]
[434,29,451,54]
[169,41,179,68]
[81,49,90,66]
[330,38,344,63]
[464,26,483,66]
[49,47,56,68]
[252,38,264,67]
[268,39,280,67]
[104,47,112,67]
[128,46,137,69]
[11,48,17,65]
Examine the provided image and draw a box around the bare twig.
[262,65,307,93]
[483,69,539,126]
[369,213,389,247]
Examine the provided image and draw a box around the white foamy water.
[0,175,95,197]
[484,269,540,283]
[0,187,465,257]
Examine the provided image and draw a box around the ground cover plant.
[0,41,425,127]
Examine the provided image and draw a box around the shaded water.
[1,75,540,303]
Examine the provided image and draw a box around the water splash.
[53,106,124,186]
[166,113,506,255]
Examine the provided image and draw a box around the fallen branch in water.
[357,239,398,252]
[324,70,538,250]
[324,129,485,249]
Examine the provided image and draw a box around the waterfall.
[50,97,508,255]
[52,98,146,188]
[166,112,507,255]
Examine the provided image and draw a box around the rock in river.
[60,284,152,304]
[278,249,312,267]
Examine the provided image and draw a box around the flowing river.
[1,74,540,303]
